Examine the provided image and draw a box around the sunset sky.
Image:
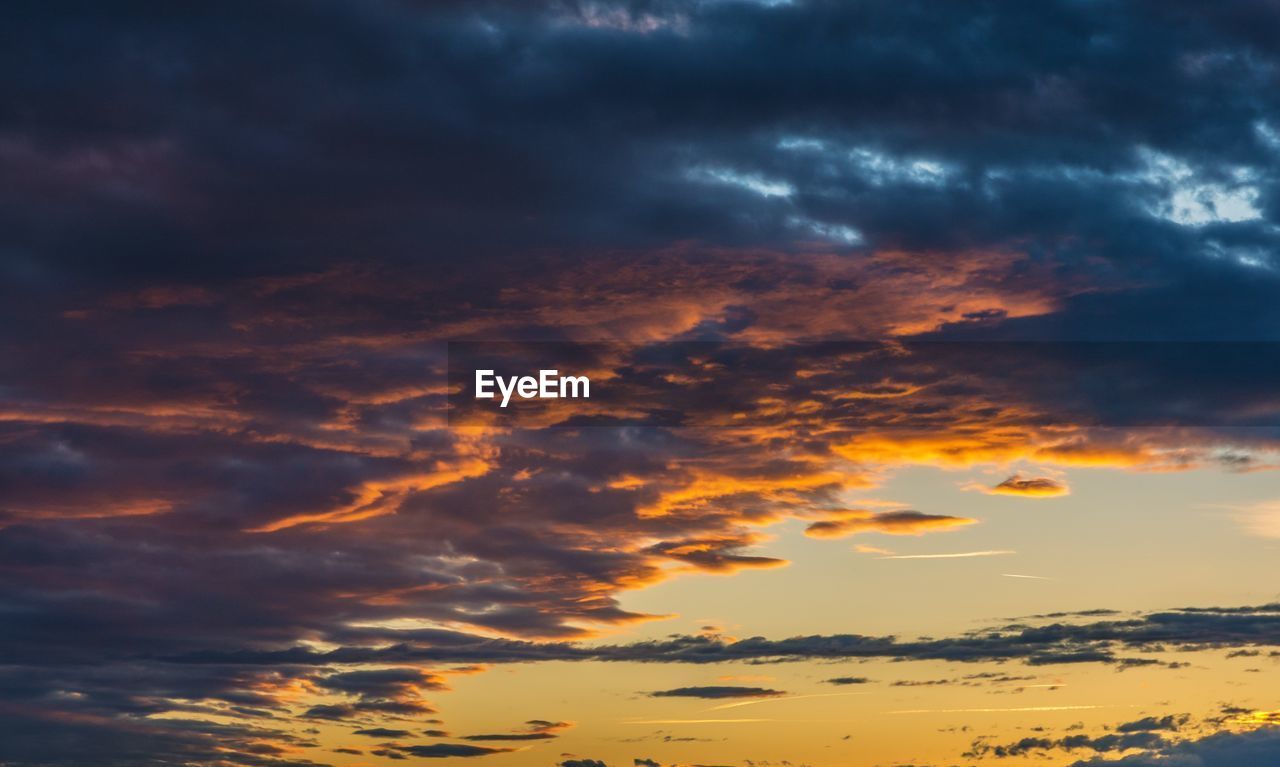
[3,2,1280,766]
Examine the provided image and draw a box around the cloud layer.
[4,0,1280,764]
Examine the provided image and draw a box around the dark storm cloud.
[2,0,1279,297]
[316,668,446,698]
[0,710,331,767]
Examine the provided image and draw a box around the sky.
[3,1,1280,766]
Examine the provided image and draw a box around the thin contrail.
[622,718,774,724]
[889,704,1105,714]
[707,692,871,711]
[880,550,1015,560]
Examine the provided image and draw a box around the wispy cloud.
[1233,500,1280,539]
[854,543,895,555]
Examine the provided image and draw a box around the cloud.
[392,744,513,758]
[0,709,331,767]
[351,728,413,738]
[1234,500,1280,538]
[649,686,787,700]
[1116,715,1189,733]
[645,535,787,573]
[805,510,977,539]
[853,543,894,555]
[307,668,444,718]
[984,475,1071,497]
[317,668,447,697]
[1070,727,1280,766]
[151,602,1280,671]
[968,731,1170,758]
[3,0,1280,763]
[463,720,572,741]
[824,677,872,686]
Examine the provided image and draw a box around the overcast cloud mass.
[3,1,1280,765]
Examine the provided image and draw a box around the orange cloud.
[646,534,788,573]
